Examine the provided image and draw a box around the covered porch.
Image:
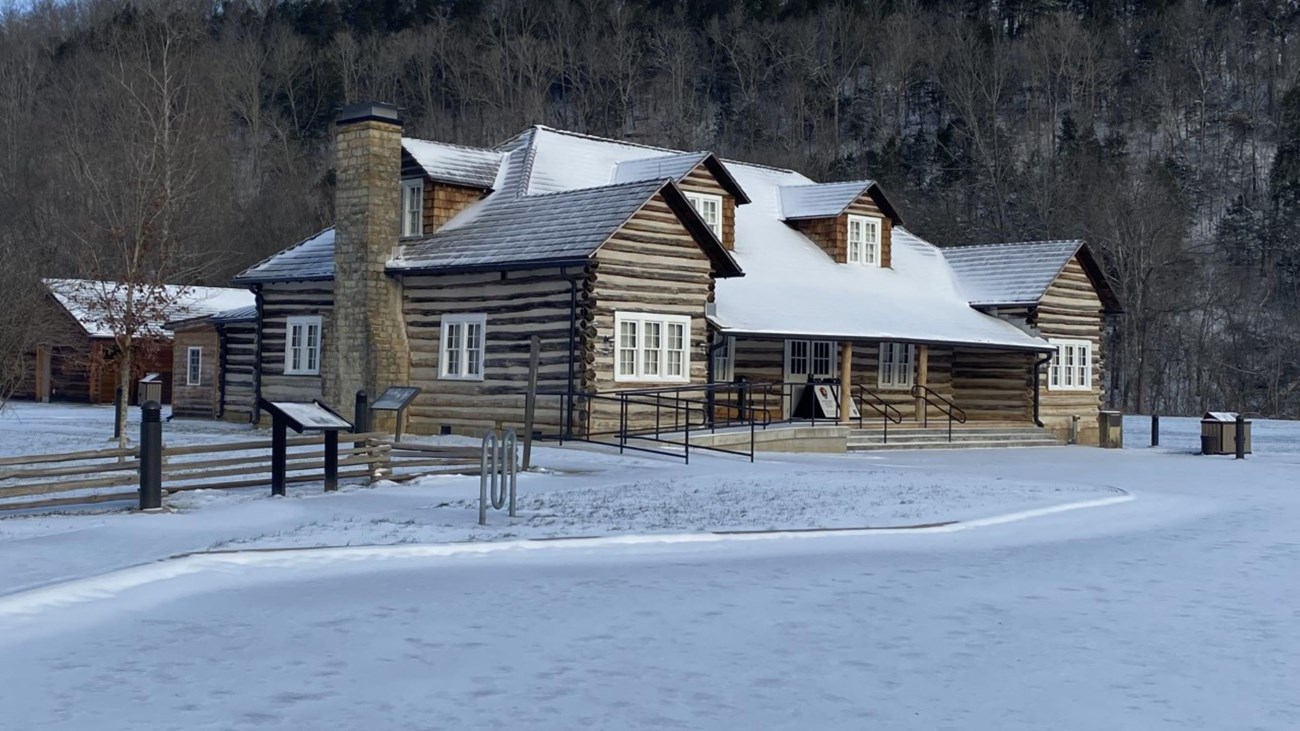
[709,333,1056,435]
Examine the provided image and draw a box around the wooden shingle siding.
[1036,256,1105,443]
[258,281,333,404]
[423,182,485,232]
[678,164,735,251]
[587,193,715,432]
[171,325,220,418]
[402,267,575,435]
[220,321,258,422]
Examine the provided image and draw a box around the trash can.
[1097,410,1123,448]
[137,373,162,406]
[1201,412,1251,455]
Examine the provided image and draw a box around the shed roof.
[401,138,503,189]
[942,240,1121,311]
[233,228,335,284]
[391,178,741,277]
[211,305,257,323]
[46,279,254,339]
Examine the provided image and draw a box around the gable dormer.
[400,139,503,236]
[613,152,750,252]
[780,181,903,268]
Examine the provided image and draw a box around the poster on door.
[811,383,860,419]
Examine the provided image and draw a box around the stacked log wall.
[220,320,258,423]
[402,267,575,436]
[258,281,333,405]
[1036,256,1106,444]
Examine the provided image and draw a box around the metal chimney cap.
[336,101,401,127]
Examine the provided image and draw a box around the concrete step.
[848,430,1057,443]
[848,439,1060,451]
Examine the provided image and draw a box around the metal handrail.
[854,385,903,444]
[910,384,967,441]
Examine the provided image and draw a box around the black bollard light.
[271,412,287,496]
[323,430,339,492]
[139,401,163,510]
[1151,414,1159,448]
[1235,414,1246,460]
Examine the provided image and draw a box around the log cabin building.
[15,280,253,406]
[230,102,1119,447]
[166,305,258,421]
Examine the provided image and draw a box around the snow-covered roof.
[780,181,873,219]
[941,240,1084,307]
[478,127,1046,349]
[396,180,669,272]
[613,152,710,184]
[393,178,741,276]
[211,305,257,324]
[45,279,254,339]
[402,138,503,189]
[233,228,335,284]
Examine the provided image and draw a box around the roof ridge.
[521,177,667,199]
[781,179,874,189]
[531,125,684,155]
[945,239,1083,249]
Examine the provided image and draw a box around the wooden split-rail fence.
[0,433,485,513]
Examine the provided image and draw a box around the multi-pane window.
[712,335,735,382]
[186,346,202,386]
[786,339,836,379]
[401,179,424,237]
[685,192,724,240]
[441,313,486,380]
[847,215,882,266]
[284,316,322,376]
[614,312,691,382]
[878,342,915,389]
[1048,339,1092,391]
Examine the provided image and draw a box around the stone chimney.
[325,102,410,414]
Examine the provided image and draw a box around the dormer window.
[685,192,723,240]
[848,215,881,266]
[401,179,424,237]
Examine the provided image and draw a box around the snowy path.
[2,436,1300,729]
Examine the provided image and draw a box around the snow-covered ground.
[1,404,1299,729]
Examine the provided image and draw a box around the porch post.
[915,345,929,423]
[839,342,853,425]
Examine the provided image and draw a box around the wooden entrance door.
[783,339,836,417]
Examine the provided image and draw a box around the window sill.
[613,377,691,385]
[282,372,321,377]
[439,374,485,382]
[1046,386,1093,392]
[876,384,912,391]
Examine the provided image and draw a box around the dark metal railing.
[911,384,967,441]
[854,384,904,443]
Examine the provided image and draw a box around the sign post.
[259,399,353,496]
[370,386,422,442]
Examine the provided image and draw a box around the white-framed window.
[186,346,202,386]
[847,215,882,266]
[684,192,723,240]
[785,339,836,380]
[878,342,915,390]
[440,313,486,380]
[712,335,735,382]
[1047,339,1092,391]
[614,312,691,383]
[284,315,322,376]
[401,179,424,237]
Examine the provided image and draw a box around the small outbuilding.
[167,305,258,422]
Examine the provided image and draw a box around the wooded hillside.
[2,0,1298,416]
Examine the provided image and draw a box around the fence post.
[323,430,338,492]
[139,401,162,511]
[523,335,539,470]
[1235,414,1245,460]
[1151,414,1159,448]
[113,386,124,441]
